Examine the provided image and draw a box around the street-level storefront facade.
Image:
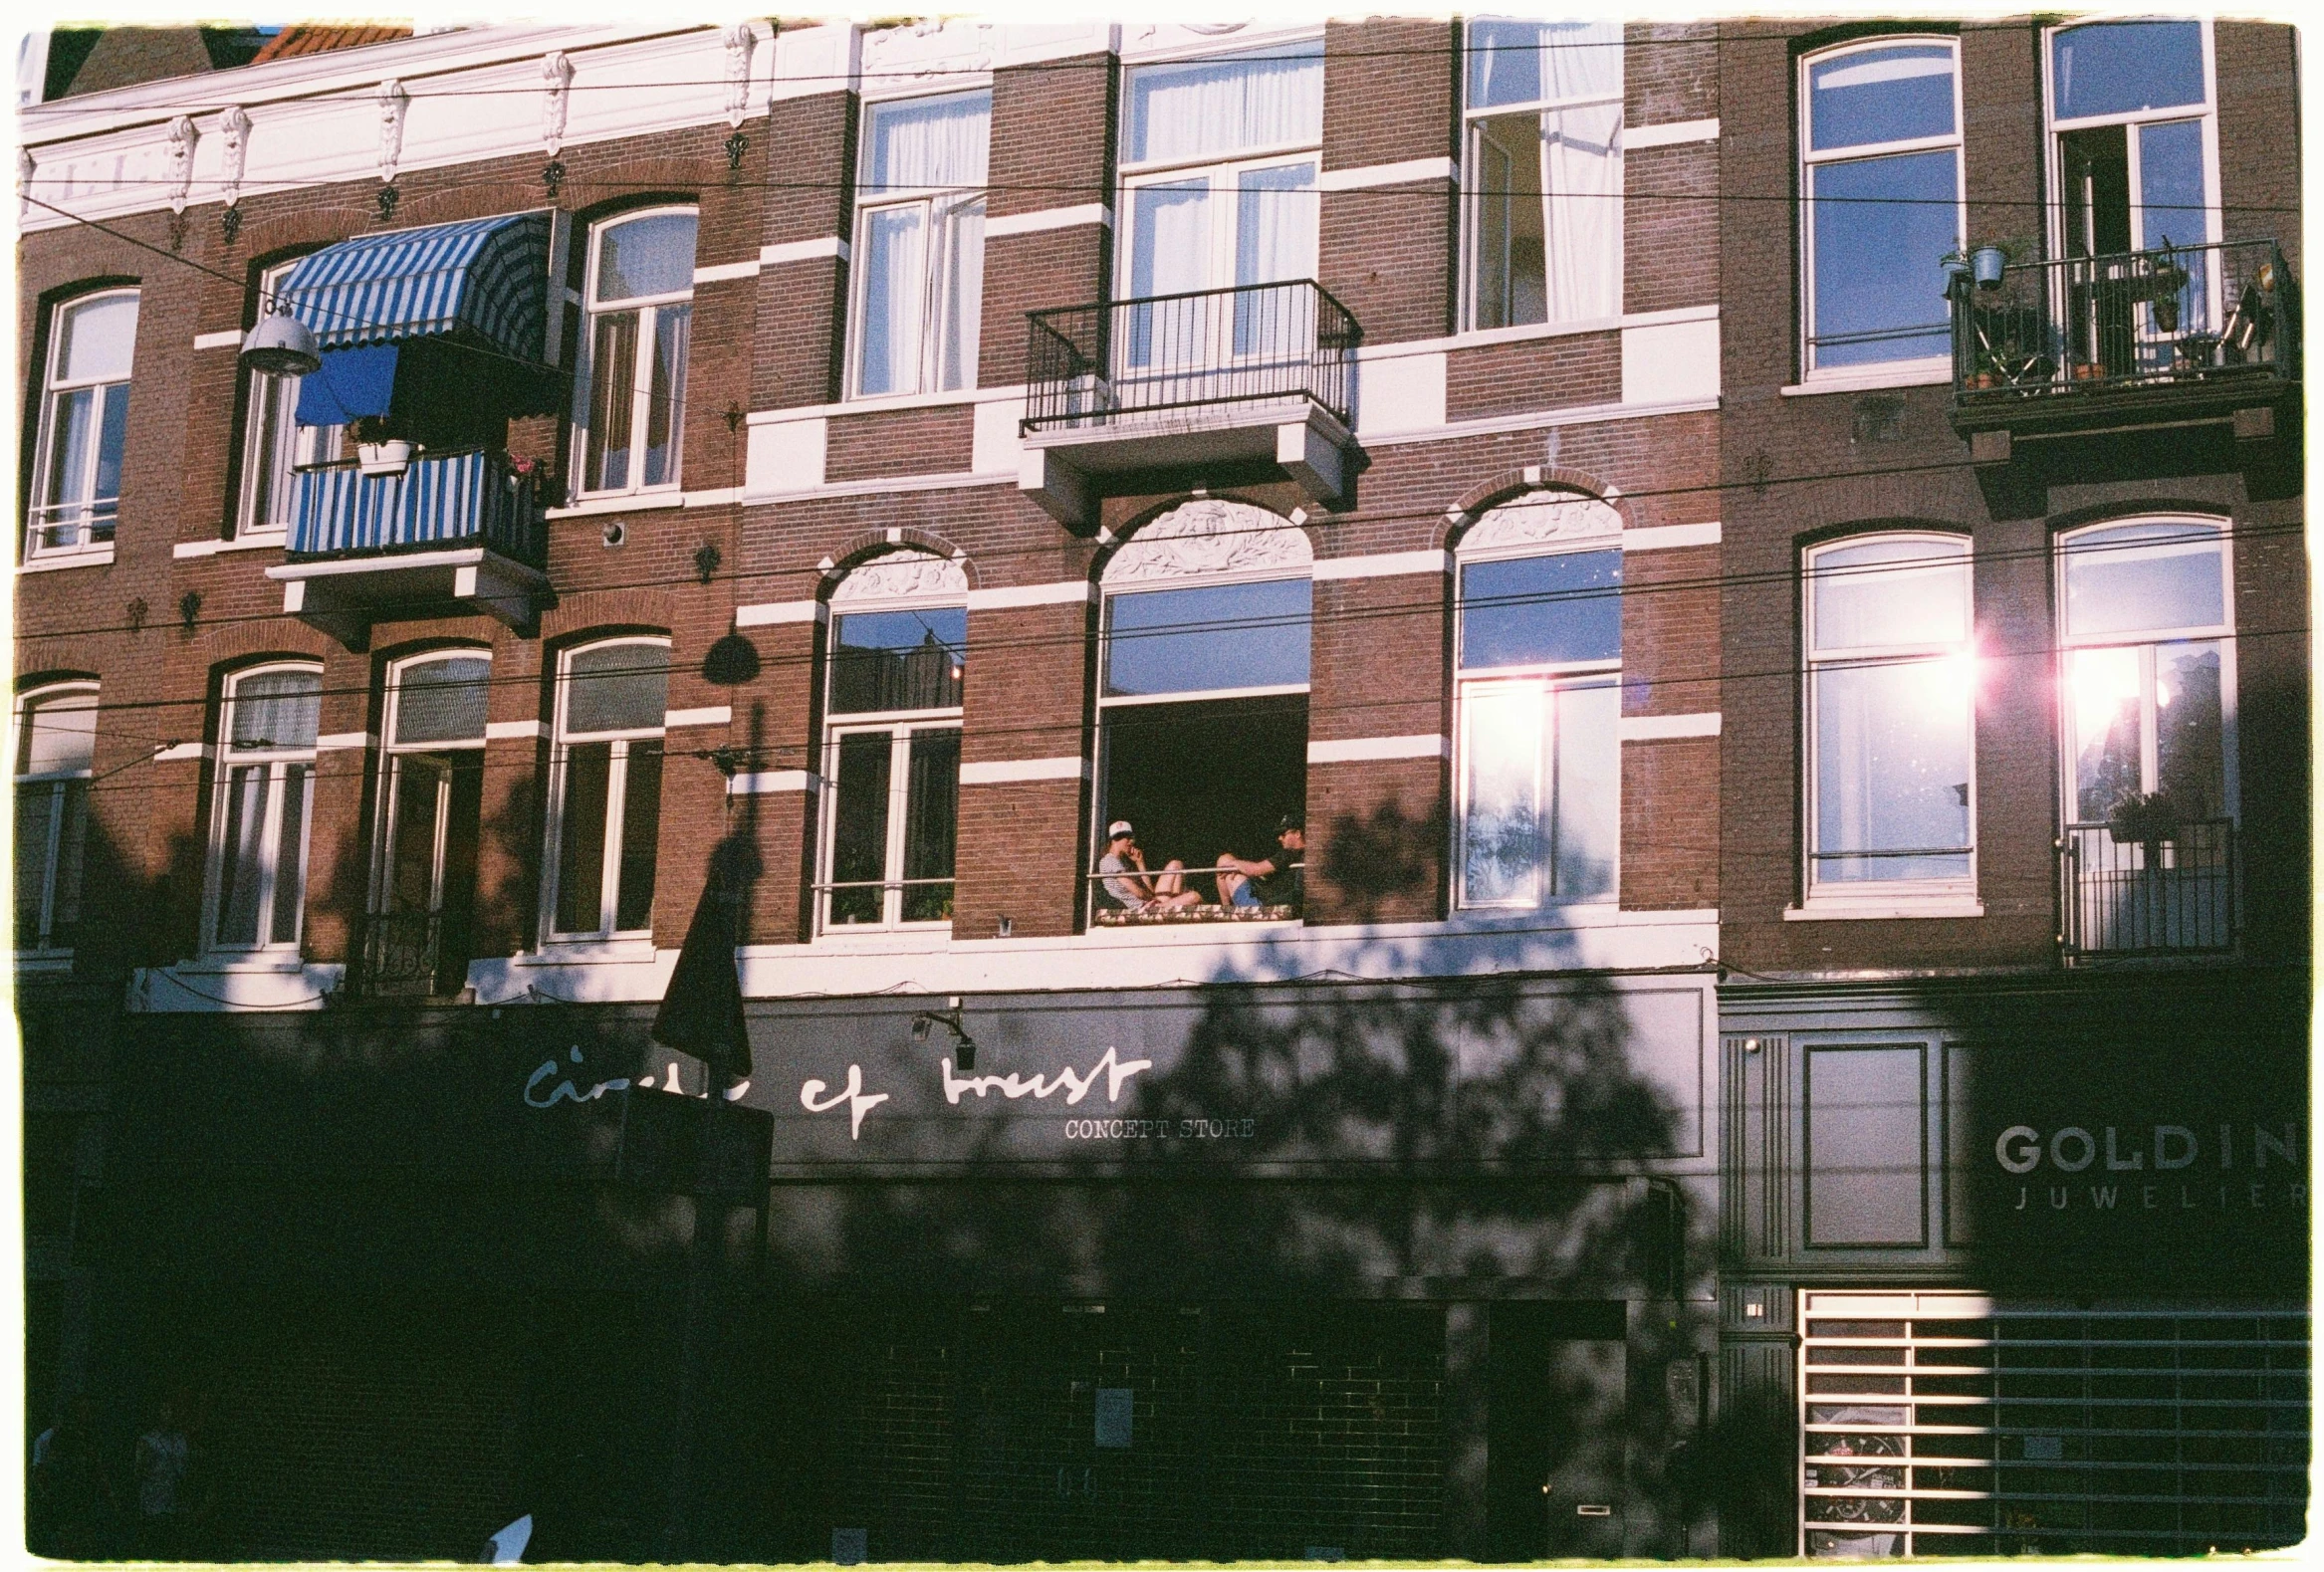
[93,968,1722,1562]
[1717,970,2310,1558]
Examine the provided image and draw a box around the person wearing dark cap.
[1216,816,1304,911]
[1096,820,1200,914]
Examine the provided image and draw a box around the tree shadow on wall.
[740,915,1717,1564]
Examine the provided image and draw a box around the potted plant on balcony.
[2107,789,2183,857]
[352,415,415,477]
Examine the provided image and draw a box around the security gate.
[1800,1291,2308,1556]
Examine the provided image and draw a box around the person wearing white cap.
[1096,821,1200,914]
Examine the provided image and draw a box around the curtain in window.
[936,200,984,391]
[1541,101,1622,322]
[230,671,322,749]
[857,208,926,397]
[864,92,991,193]
[1127,43,1324,164]
[1470,19,1622,110]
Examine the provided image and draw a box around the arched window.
[545,638,668,940]
[206,664,324,952]
[1093,498,1311,924]
[27,288,138,560]
[13,682,98,954]
[817,553,967,930]
[574,208,697,497]
[1802,534,1975,904]
[1798,38,1963,379]
[1454,492,1623,909]
[2057,518,2232,823]
[368,650,490,991]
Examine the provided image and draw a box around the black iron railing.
[360,907,442,991]
[2059,818,2235,958]
[1023,280,1359,434]
[1953,239,2296,402]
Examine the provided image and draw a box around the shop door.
[1487,1301,1629,1559]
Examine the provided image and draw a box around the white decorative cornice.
[375,79,409,183]
[859,17,997,88]
[721,24,758,127]
[1104,497,1311,584]
[1459,492,1624,556]
[829,550,971,605]
[541,51,575,155]
[17,147,32,221]
[164,114,197,212]
[218,105,251,206]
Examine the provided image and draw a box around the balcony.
[1950,239,2298,461]
[265,446,551,649]
[2059,818,2236,960]
[1019,280,1361,528]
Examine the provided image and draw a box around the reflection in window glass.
[208,667,322,951]
[829,607,967,714]
[1103,579,1312,698]
[2062,524,2225,636]
[2051,21,2206,121]
[1801,42,1960,372]
[550,641,668,938]
[14,687,97,954]
[580,211,696,494]
[1806,537,1975,889]
[1460,551,1622,667]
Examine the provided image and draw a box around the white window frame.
[815,577,965,934]
[2041,18,2219,260]
[1453,531,1624,911]
[1114,43,1324,305]
[1801,532,1977,908]
[1797,36,1966,382]
[2054,515,2238,828]
[235,258,345,541]
[845,88,991,401]
[572,207,696,501]
[541,636,669,942]
[1459,21,1626,333]
[201,663,323,956]
[369,649,491,925]
[13,681,99,957]
[25,287,138,561]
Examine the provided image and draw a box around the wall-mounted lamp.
[240,306,320,377]
[911,995,977,1071]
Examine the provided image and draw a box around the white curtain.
[1128,43,1323,164]
[936,198,985,391]
[857,206,926,395]
[1471,19,1621,110]
[863,90,991,193]
[1541,100,1622,322]
[1235,163,1318,286]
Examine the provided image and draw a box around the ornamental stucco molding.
[218,106,252,207]
[164,114,198,212]
[1104,498,1311,584]
[721,25,758,127]
[1460,492,1623,555]
[541,52,575,155]
[375,79,409,183]
[829,551,971,604]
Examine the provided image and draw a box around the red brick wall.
[824,405,976,484]
[1445,333,1623,422]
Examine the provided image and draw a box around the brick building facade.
[11,14,2302,1563]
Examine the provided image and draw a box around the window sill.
[545,491,685,521]
[177,951,311,975]
[174,532,286,559]
[1784,897,1985,921]
[813,924,955,950]
[15,952,75,974]
[835,385,989,416]
[1780,364,1954,397]
[19,545,115,572]
[520,938,660,966]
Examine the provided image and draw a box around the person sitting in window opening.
[1216,816,1304,911]
[1097,821,1201,914]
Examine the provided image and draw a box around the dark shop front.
[1717,971,2311,1559]
[84,971,1722,1562]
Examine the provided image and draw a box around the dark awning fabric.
[277,212,553,361]
[294,344,401,425]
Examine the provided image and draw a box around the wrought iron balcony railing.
[289,446,545,565]
[1952,239,2296,407]
[2059,818,2236,959]
[1023,280,1359,435]
[358,907,443,994]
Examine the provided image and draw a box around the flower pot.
[1940,255,1972,298]
[1972,245,2009,289]
[356,439,414,476]
[2153,297,2181,334]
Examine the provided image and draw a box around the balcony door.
[1118,41,1323,394]
[369,653,488,994]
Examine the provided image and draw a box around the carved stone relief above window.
[829,550,972,606]
[1460,491,1623,555]
[1104,497,1312,584]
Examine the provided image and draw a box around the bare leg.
[1215,864,1247,905]
[1154,858,1185,896]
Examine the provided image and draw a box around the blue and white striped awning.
[278,212,553,361]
